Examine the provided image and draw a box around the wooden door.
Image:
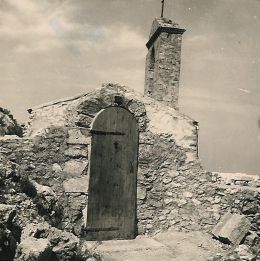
[86,106,138,240]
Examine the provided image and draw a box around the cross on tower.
[161,0,165,18]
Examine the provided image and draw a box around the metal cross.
[161,0,165,18]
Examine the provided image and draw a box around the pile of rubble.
[209,212,259,261]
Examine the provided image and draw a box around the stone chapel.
[0,16,259,246]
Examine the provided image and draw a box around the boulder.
[19,223,90,260]
[212,212,251,245]
[15,238,52,261]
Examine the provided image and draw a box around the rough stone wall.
[0,132,88,235]
[22,83,200,235]
[1,84,259,240]
[144,18,184,110]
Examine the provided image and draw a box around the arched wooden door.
[86,106,138,240]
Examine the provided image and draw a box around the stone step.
[83,231,222,261]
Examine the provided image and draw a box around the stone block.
[212,212,251,245]
[63,176,89,193]
[183,192,193,198]
[137,186,147,200]
[52,163,62,172]
[64,147,88,158]
[63,160,88,176]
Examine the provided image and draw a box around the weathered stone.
[244,231,259,247]
[164,198,173,205]
[172,182,182,188]
[242,201,259,215]
[127,101,146,117]
[49,230,80,260]
[31,181,55,197]
[214,196,222,204]
[183,192,193,198]
[177,199,187,206]
[19,223,89,260]
[192,198,201,205]
[67,129,90,145]
[64,147,88,158]
[52,163,62,172]
[212,213,251,245]
[77,98,103,116]
[63,159,88,176]
[75,114,93,128]
[163,178,172,184]
[169,170,179,178]
[20,223,50,241]
[137,186,147,200]
[159,216,166,221]
[63,176,89,193]
[234,244,256,261]
[15,238,52,261]
[0,204,16,224]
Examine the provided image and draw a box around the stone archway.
[86,106,139,240]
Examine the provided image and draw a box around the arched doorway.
[86,106,139,240]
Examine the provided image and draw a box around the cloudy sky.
[0,0,259,175]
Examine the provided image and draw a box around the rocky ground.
[1,202,259,260]
[88,230,223,261]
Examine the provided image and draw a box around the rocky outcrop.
[0,107,23,137]
[15,238,52,261]
[16,223,99,260]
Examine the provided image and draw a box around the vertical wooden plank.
[86,107,138,240]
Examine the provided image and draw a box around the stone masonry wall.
[24,83,202,235]
[1,84,259,240]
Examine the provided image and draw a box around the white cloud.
[0,0,146,58]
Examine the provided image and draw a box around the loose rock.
[212,213,251,245]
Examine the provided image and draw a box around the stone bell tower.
[144,17,185,110]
